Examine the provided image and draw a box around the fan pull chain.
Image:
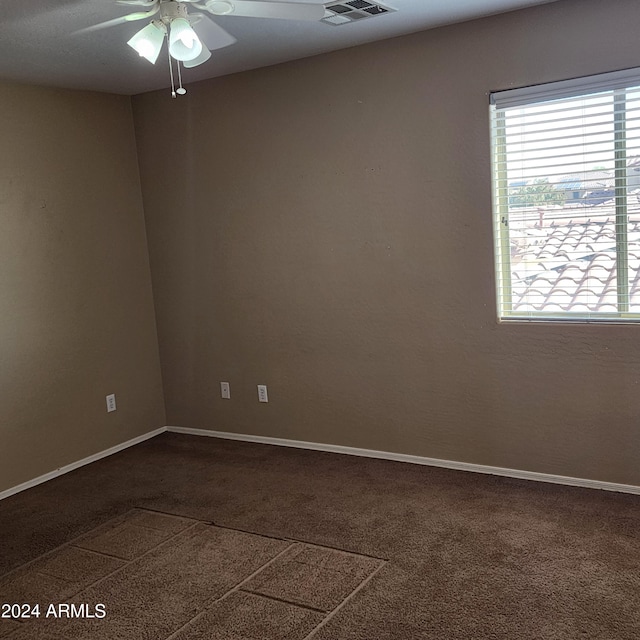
[176,60,187,96]
[168,47,177,98]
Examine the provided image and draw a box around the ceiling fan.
[78,0,325,96]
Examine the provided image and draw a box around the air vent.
[322,1,395,26]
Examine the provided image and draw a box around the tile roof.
[509,206,640,314]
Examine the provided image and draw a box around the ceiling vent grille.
[322,1,395,26]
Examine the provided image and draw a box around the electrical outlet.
[220,382,230,399]
[257,385,268,403]
[106,394,117,413]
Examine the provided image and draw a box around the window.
[490,68,640,322]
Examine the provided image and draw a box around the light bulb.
[179,30,195,47]
[136,40,155,59]
[169,18,203,62]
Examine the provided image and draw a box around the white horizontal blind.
[490,70,640,321]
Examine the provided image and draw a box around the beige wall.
[1,82,165,492]
[133,0,640,485]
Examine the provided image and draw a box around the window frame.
[490,67,640,324]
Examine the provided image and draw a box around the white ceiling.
[0,0,558,95]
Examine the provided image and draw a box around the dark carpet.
[0,432,639,639]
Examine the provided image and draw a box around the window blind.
[490,69,640,322]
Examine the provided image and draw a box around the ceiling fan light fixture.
[169,17,203,61]
[183,45,212,68]
[127,20,166,64]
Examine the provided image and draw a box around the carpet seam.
[4,509,388,639]
[237,588,329,614]
[69,544,141,562]
[291,540,389,563]
[209,521,389,561]
[55,521,203,598]
[0,520,204,635]
[163,541,300,640]
[131,506,215,526]
[204,520,302,543]
[0,508,143,581]
[0,507,206,581]
[301,560,388,640]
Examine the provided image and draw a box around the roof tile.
[510,207,640,314]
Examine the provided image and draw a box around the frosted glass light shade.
[169,18,203,62]
[127,22,165,64]
[183,46,211,68]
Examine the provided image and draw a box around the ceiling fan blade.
[190,13,237,50]
[116,0,157,7]
[74,7,160,34]
[203,0,324,21]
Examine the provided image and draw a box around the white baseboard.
[4,425,638,500]
[0,427,167,502]
[167,426,640,496]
